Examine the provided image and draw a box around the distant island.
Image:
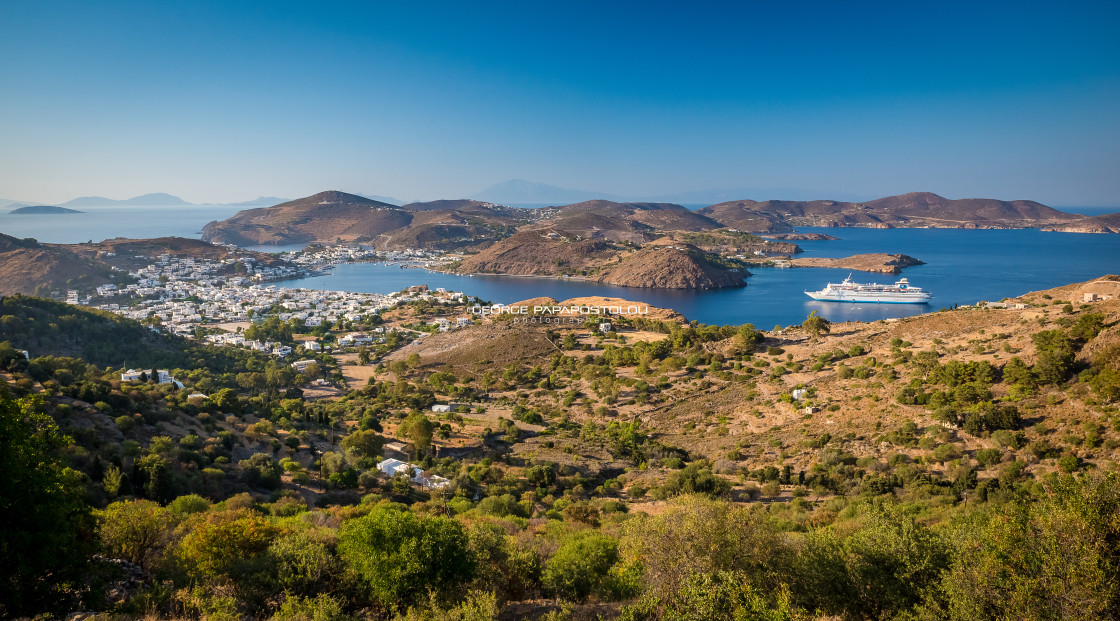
[8,205,83,214]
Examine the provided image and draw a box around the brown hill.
[696,200,794,233]
[202,192,535,249]
[596,245,747,289]
[201,191,409,245]
[455,231,617,277]
[700,192,1081,230]
[0,233,120,295]
[529,200,722,242]
[375,201,533,250]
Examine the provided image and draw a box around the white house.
[377,458,408,477]
[432,404,451,413]
[291,359,318,372]
[303,340,322,352]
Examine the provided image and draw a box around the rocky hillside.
[527,200,722,242]
[0,233,121,295]
[1043,212,1120,234]
[454,230,617,276]
[596,245,748,289]
[695,200,794,233]
[700,192,1081,230]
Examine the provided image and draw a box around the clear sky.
[1,0,1118,206]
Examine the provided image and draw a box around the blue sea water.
[271,227,1120,328]
[0,205,246,243]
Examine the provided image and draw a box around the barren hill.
[0,233,120,295]
[596,245,748,289]
[201,191,408,245]
[529,200,722,242]
[202,191,534,249]
[455,230,617,277]
[696,200,794,233]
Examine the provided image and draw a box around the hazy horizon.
[1,2,1118,207]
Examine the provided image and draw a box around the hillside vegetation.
[3,276,1120,619]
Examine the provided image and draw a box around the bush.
[269,531,338,596]
[97,499,175,570]
[168,494,212,516]
[176,510,280,581]
[542,532,623,601]
[272,594,348,621]
[337,507,474,611]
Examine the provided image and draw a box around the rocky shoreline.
[788,253,924,274]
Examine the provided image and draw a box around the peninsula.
[788,253,925,274]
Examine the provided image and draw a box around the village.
[63,244,474,355]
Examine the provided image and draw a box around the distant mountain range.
[59,193,191,207]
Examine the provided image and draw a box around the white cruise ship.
[805,275,931,304]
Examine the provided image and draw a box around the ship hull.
[805,292,931,304]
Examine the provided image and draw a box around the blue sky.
[1,0,1118,206]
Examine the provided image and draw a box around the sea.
[3,204,1118,328]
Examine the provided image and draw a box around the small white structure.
[291,359,318,372]
[303,340,321,351]
[599,322,613,333]
[432,404,451,413]
[792,389,807,401]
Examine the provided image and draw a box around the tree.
[733,323,762,354]
[400,412,435,457]
[212,387,240,413]
[340,429,385,460]
[358,347,371,365]
[0,395,94,616]
[1032,329,1075,384]
[337,507,474,611]
[802,311,831,340]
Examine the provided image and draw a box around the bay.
[272,227,1120,328]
